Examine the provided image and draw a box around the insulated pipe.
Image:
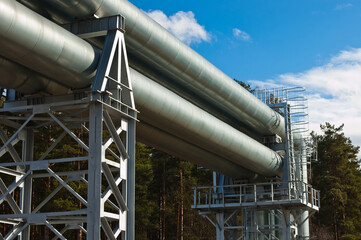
[129,56,262,142]
[13,0,273,142]
[4,0,257,140]
[0,55,282,176]
[0,0,100,89]
[43,0,286,139]
[0,55,68,95]
[0,57,254,178]
[137,122,256,179]
[0,0,282,176]
[16,0,73,24]
[131,69,282,176]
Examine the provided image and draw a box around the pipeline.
[39,0,286,140]
[0,56,68,95]
[128,56,262,142]
[137,122,256,179]
[14,0,286,140]
[131,69,282,176]
[0,54,254,177]
[0,0,100,89]
[0,0,282,176]
[0,55,282,176]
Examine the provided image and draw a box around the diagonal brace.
[48,112,89,152]
[224,209,239,225]
[103,110,129,159]
[5,223,29,240]
[0,128,21,163]
[202,214,216,228]
[102,182,121,205]
[0,113,34,154]
[33,183,66,213]
[103,126,123,150]
[0,178,21,214]
[51,224,70,240]
[0,138,19,158]
[102,162,128,212]
[101,217,117,240]
[39,131,67,161]
[47,168,87,206]
[45,221,66,240]
[0,170,30,202]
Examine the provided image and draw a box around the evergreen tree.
[312,123,361,240]
[134,145,214,239]
[135,143,158,239]
[233,79,255,93]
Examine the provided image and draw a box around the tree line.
[0,93,360,239]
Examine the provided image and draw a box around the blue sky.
[132,0,361,149]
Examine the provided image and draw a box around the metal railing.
[193,181,320,210]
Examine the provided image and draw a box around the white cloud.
[249,48,361,151]
[335,3,353,10]
[331,48,361,64]
[146,10,210,45]
[233,28,251,41]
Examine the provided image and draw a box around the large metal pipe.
[129,56,262,142]
[2,0,259,140]
[0,0,282,176]
[0,55,282,176]
[0,57,254,178]
[0,55,68,95]
[137,122,256,179]
[13,0,273,142]
[0,0,100,89]
[41,0,286,139]
[131,69,282,176]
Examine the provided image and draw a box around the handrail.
[192,181,320,210]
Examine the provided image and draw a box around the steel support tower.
[193,88,320,240]
[0,16,137,239]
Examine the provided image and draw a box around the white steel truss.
[0,15,137,240]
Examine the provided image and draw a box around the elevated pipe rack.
[0,0,282,177]
[0,15,136,240]
[193,88,320,240]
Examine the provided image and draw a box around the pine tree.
[312,123,361,240]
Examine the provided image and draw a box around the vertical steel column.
[213,173,225,240]
[21,128,34,240]
[282,103,296,184]
[300,140,310,239]
[126,120,136,239]
[282,210,291,240]
[243,209,257,240]
[269,210,276,239]
[87,102,103,239]
[216,213,225,240]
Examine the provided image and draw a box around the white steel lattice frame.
[193,87,319,240]
[0,15,137,240]
[193,181,320,240]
